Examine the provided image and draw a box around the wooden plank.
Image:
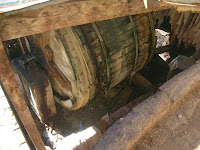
[131,73,154,93]
[0,81,36,149]
[0,0,170,41]
[94,92,154,134]
[0,0,49,13]
[0,39,46,150]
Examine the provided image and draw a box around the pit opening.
[2,8,200,149]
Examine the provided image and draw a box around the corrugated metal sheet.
[159,0,200,12]
[0,0,31,7]
[0,0,50,13]
[160,0,200,5]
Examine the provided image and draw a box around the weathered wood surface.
[35,13,155,110]
[131,73,154,92]
[168,9,200,50]
[155,9,200,51]
[0,0,170,41]
[0,39,46,150]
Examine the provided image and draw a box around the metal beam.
[0,0,170,41]
[0,39,46,150]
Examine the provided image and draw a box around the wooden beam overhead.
[0,0,170,41]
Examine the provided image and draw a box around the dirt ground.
[54,80,144,137]
[0,86,29,150]
[133,83,200,150]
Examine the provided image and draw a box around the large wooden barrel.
[35,13,156,110]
